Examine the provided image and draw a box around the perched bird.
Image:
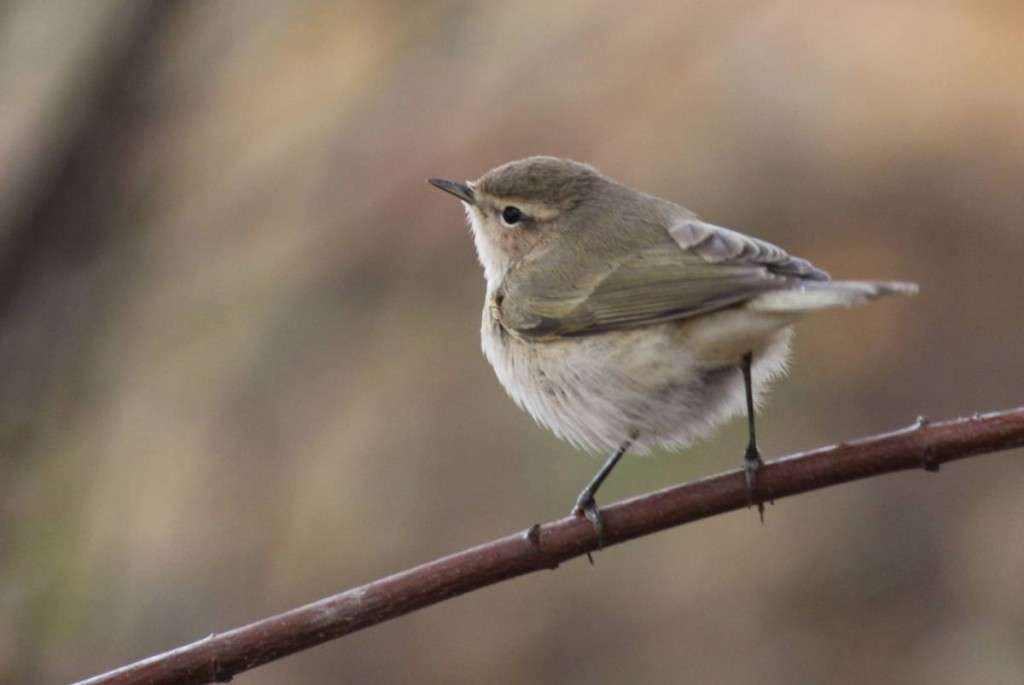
[429,156,916,541]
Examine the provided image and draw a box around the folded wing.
[500,218,831,339]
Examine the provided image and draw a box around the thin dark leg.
[741,351,765,519]
[572,431,637,550]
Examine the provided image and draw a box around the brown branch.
[75,407,1024,685]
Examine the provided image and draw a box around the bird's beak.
[428,178,475,204]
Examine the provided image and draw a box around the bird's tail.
[748,280,918,312]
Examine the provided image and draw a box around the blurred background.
[1,1,1022,683]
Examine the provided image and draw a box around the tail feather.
[748,280,918,312]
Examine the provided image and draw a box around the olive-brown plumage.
[430,156,916,534]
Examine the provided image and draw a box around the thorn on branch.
[525,524,541,549]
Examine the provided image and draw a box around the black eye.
[501,206,523,226]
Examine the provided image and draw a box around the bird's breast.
[477,299,796,453]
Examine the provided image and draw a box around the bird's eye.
[501,206,523,226]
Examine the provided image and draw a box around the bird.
[429,156,917,543]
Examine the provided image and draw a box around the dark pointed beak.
[428,178,475,204]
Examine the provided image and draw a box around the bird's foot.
[572,493,605,564]
[743,444,766,522]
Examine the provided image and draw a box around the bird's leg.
[572,431,637,550]
[741,351,765,519]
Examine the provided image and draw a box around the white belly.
[481,303,795,453]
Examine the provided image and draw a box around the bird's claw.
[572,494,605,558]
[743,444,765,522]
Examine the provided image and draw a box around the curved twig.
[75,407,1024,685]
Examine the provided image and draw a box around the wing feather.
[500,217,828,339]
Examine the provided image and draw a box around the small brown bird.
[430,156,916,541]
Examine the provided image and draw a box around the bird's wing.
[499,218,830,339]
